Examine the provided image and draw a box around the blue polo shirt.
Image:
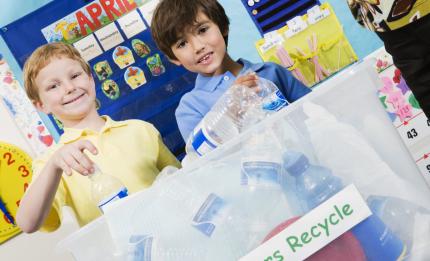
[175,58,310,141]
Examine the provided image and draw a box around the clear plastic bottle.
[239,131,291,246]
[126,233,206,261]
[257,76,288,112]
[283,150,407,261]
[159,179,250,260]
[89,166,128,212]
[188,84,260,156]
[188,75,287,157]
[241,69,288,113]
[367,195,430,251]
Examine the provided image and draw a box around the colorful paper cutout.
[93,60,113,81]
[112,46,135,69]
[124,66,146,89]
[101,80,120,100]
[132,39,151,58]
[146,53,165,76]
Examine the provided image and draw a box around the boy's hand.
[51,140,98,176]
[234,73,260,92]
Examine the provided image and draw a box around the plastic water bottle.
[239,131,291,246]
[367,195,430,251]
[256,76,288,113]
[188,84,260,156]
[89,166,128,212]
[282,150,343,210]
[282,150,407,261]
[193,193,252,260]
[126,233,206,261]
[240,69,288,113]
[135,177,249,260]
[189,75,288,157]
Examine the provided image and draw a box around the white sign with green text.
[239,184,371,261]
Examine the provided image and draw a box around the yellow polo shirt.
[31,116,180,231]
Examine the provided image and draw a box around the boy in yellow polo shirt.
[16,42,180,232]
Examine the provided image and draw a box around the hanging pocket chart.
[256,2,358,87]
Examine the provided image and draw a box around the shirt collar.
[238,58,264,74]
[194,58,265,92]
[195,73,225,92]
[59,116,128,144]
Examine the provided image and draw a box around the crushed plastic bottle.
[188,74,288,157]
[88,166,128,212]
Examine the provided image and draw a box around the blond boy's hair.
[23,42,91,102]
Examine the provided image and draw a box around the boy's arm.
[16,159,63,233]
[175,98,204,142]
[16,140,97,233]
[274,63,311,102]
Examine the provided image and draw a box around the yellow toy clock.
[0,141,32,244]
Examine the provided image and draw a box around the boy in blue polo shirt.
[151,0,310,141]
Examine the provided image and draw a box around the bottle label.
[127,235,153,261]
[98,187,128,212]
[191,122,220,156]
[262,90,288,111]
[191,193,227,237]
[241,161,282,187]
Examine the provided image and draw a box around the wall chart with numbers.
[366,47,430,187]
[0,0,195,159]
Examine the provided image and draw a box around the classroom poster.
[0,54,53,156]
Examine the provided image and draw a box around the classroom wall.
[0,95,78,261]
[0,1,77,260]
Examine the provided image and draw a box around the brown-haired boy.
[151,0,310,142]
[17,42,180,233]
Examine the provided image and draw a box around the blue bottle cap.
[282,150,310,176]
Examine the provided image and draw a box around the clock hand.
[0,196,15,225]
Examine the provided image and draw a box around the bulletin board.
[241,0,320,35]
[0,0,196,159]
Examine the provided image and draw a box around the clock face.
[0,141,32,244]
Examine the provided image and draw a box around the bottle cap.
[282,150,309,176]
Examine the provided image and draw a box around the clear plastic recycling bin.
[57,60,430,261]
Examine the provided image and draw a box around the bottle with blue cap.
[89,165,128,213]
[239,131,292,245]
[186,83,259,157]
[187,73,288,157]
[282,150,407,261]
[367,195,430,252]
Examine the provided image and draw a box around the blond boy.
[17,42,180,232]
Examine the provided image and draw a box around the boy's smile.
[170,11,230,77]
[34,57,97,126]
[197,52,214,65]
